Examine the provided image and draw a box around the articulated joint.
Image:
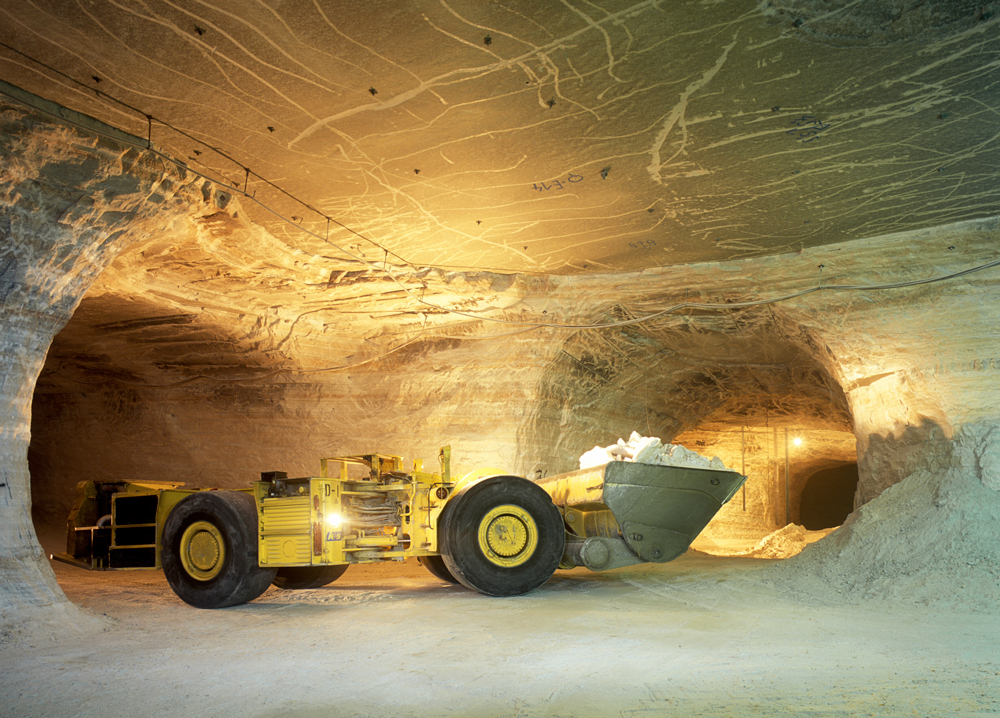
[562,536,643,572]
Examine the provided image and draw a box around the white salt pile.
[736,524,835,559]
[764,467,1000,611]
[579,431,729,471]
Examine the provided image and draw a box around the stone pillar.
[1,277,68,611]
[0,100,200,621]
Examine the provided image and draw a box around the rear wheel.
[162,491,276,608]
[272,564,348,590]
[417,555,459,584]
[440,476,564,597]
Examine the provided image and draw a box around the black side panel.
[109,546,156,568]
[114,494,159,525]
[114,526,156,546]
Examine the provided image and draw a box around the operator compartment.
[52,479,188,570]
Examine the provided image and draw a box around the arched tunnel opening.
[517,302,859,558]
[799,463,860,530]
[27,290,296,554]
[675,425,857,552]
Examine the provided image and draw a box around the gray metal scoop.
[534,461,747,571]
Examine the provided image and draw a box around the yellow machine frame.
[53,444,747,610]
[54,448,459,572]
[254,447,454,568]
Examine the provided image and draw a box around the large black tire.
[417,555,459,584]
[440,475,564,597]
[161,491,277,608]
[272,564,349,590]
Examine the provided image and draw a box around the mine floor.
[5,529,997,718]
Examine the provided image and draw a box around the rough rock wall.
[30,328,565,526]
[784,231,1000,507]
[0,102,224,615]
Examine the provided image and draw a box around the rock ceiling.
[2,0,999,276]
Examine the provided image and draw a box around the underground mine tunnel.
[3,1,1000,716]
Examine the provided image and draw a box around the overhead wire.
[381,256,1000,330]
[41,332,429,389]
[0,42,413,267]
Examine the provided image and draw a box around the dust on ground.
[694,523,835,559]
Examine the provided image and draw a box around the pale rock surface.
[960,422,1000,492]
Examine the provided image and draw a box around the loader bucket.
[535,462,746,569]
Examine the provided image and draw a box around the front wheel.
[439,476,564,597]
[161,491,276,608]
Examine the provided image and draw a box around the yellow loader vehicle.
[53,447,746,608]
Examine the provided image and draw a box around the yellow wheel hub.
[478,505,538,568]
[180,521,225,581]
